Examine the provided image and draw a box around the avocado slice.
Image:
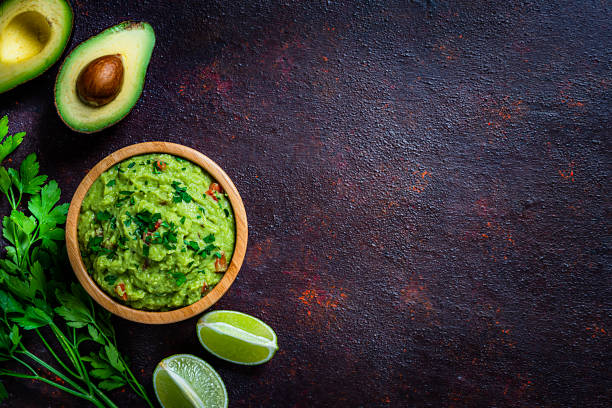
[0,0,73,93]
[55,21,155,133]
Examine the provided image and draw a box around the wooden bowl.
[65,142,247,324]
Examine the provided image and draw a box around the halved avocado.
[0,0,73,93]
[54,21,155,133]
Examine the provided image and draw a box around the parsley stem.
[0,371,103,406]
[19,348,87,396]
[49,323,85,379]
[72,326,93,393]
[9,355,37,375]
[35,328,79,379]
[90,383,119,408]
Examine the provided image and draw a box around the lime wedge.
[153,354,228,408]
[197,310,278,365]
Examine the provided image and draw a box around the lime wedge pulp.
[153,354,228,408]
[197,310,278,365]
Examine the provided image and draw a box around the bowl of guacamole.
[66,143,247,323]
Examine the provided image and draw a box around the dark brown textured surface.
[0,0,611,407]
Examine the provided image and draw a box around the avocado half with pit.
[55,21,155,133]
[0,0,73,93]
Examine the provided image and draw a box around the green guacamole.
[77,154,235,310]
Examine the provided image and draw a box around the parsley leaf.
[0,115,24,164]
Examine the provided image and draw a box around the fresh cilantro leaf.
[203,234,215,243]
[106,179,116,187]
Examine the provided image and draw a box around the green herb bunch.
[0,116,153,407]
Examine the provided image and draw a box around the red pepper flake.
[154,219,162,230]
[114,283,128,301]
[155,160,167,171]
[214,251,227,272]
[201,281,208,295]
[206,183,224,201]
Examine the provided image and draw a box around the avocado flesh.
[55,21,155,133]
[0,0,73,93]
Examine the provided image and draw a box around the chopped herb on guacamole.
[88,236,103,251]
[185,240,199,251]
[199,243,216,257]
[171,181,192,203]
[96,210,112,221]
[203,233,215,243]
[104,275,118,285]
[106,179,116,187]
[170,272,187,286]
[118,236,128,249]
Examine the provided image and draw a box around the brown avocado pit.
[76,54,124,107]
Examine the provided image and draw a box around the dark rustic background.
[1,0,611,407]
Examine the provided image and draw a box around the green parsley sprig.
[0,116,154,407]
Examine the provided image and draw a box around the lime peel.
[197,310,279,366]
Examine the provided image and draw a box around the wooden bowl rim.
[65,142,248,324]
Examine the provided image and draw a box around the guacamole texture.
[78,154,235,310]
